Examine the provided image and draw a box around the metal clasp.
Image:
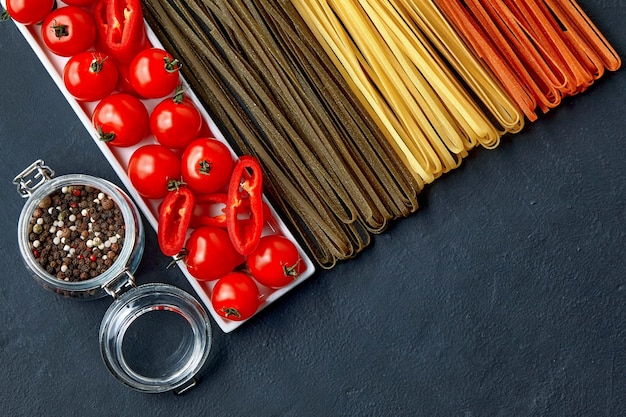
[103,268,136,299]
[13,159,55,198]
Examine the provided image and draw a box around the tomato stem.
[220,307,242,319]
[96,126,116,143]
[164,56,182,73]
[1,11,11,21]
[198,159,212,175]
[51,20,69,39]
[89,57,105,73]
[173,85,185,104]
[167,178,187,191]
[283,259,302,279]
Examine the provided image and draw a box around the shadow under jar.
[14,160,212,394]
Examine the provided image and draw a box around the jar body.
[100,283,212,393]
[17,174,145,299]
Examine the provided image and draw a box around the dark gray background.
[1,1,624,416]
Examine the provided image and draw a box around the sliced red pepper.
[158,182,195,257]
[226,155,264,255]
[189,193,228,229]
[93,0,149,66]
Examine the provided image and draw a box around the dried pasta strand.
[561,0,621,72]
[459,0,557,114]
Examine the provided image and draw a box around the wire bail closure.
[13,159,55,198]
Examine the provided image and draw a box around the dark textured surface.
[1,1,625,416]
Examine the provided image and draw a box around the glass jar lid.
[99,283,212,393]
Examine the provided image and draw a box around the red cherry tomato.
[184,226,245,282]
[247,235,305,288]
[128,48,182,99]
[210,272,260,321]
[5,0,54,25]
[41,6,96,57]
[92,93,149,147]
[63,51,119,102]
[150,88,203,149]
[181,138,234,195]
[127,144,181,200]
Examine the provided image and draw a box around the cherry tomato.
[92,93,149,147]
[128,144,181,200]
[247,235,305,288]
[184,226,245,282]
[181,138,234,195]
[128,48,182,99]
[210,272,260,321]
[41,6,96,57]
[4,0,54,25]
[150,88,203,149]
[63,51,119,102]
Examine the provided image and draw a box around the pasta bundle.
[433,0,621,121]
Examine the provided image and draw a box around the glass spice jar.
[14,160,212,394]
[16,160,144,299]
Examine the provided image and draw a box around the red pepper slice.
[93,0,149,66]
[190,193,228,229]
[158,183,195,257]
[226,155,264,255]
